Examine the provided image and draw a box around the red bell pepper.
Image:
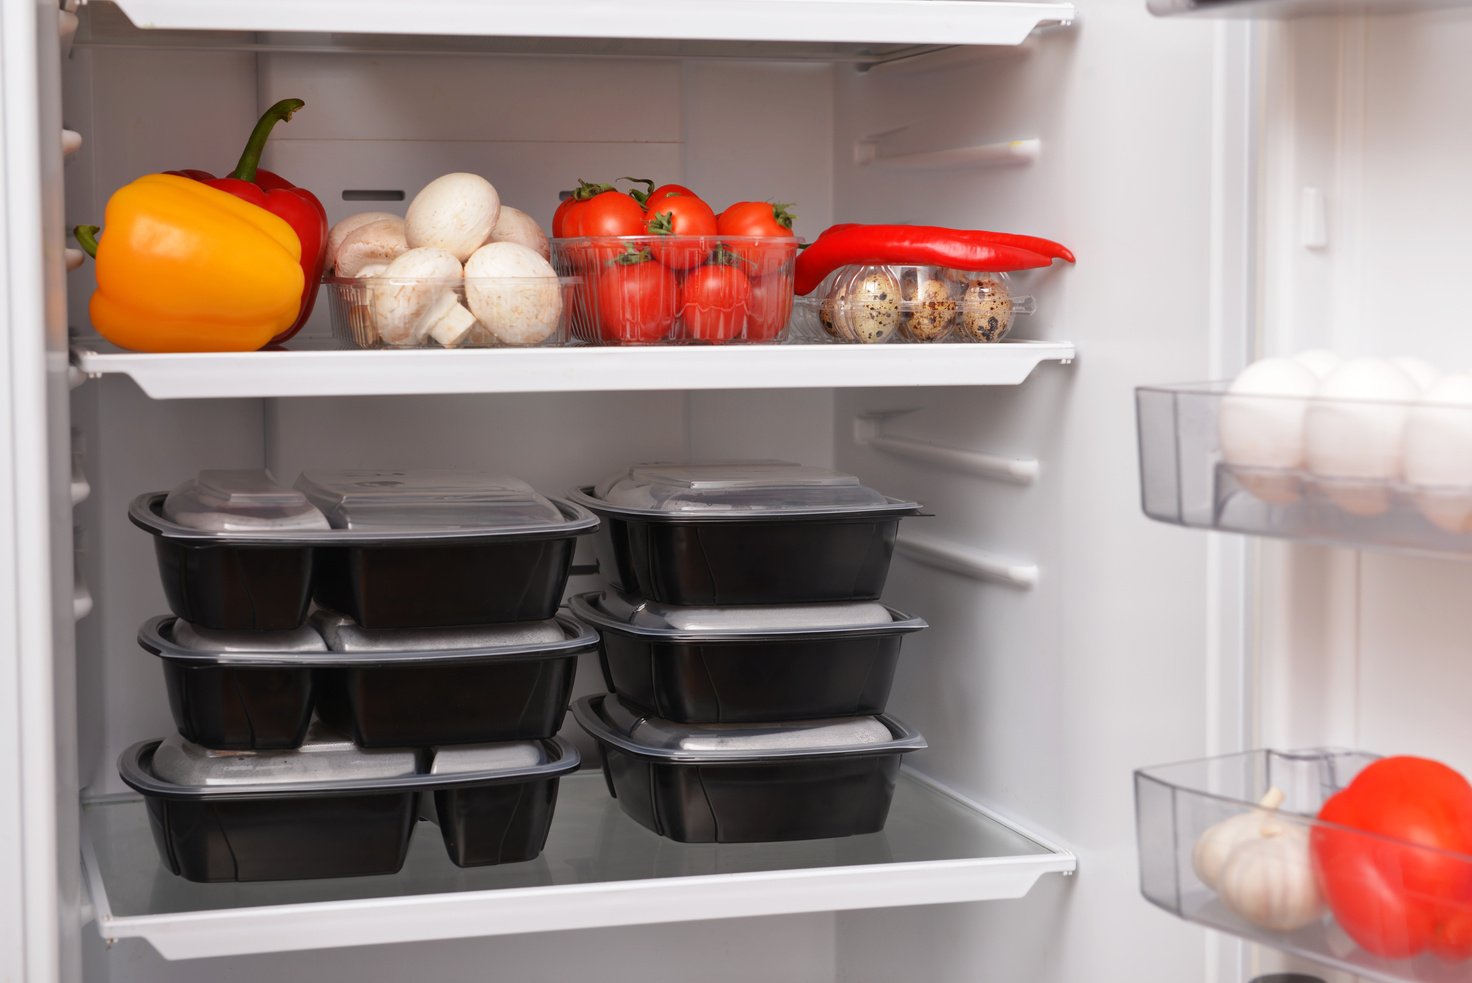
[1311,756,1472,960]
[170,99,327,346]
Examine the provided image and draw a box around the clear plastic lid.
[310,610,569,653]
[572,590,920,637]
[148,726,419,788]
[161,470,330,533]
[590,460,893,515]
[429,742,548,775]
[574,695,925,762]
[168,619,328,654]
[296,469,566,532]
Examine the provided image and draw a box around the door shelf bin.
[1135,749,1472,983]
[1137,383,1472,558]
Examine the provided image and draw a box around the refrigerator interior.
[30,0,1472,980]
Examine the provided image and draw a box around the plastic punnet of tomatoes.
[549,236,798,346]
[790,265,1038,345]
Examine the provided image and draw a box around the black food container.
[141,613,595,750]
[574,695,925,843]
[139,616,329,750]
[132,470,598,631]
[572,591,926,723]
[570,461,920,605]
[119,729,579,881]
[309,612,593,747]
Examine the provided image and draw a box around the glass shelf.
[84,770,1074,960]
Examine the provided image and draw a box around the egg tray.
[1137,382,1472,559]
[1135,748,1472,983]
[791,265,1037,345]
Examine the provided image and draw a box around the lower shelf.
[83,769,1074,960]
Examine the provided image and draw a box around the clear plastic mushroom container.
[324,274,580,349]
[792,265,1036,344]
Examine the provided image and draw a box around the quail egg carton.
[324,275,580,349]
[1137,381,1472,558]
[791,265,1036,345]
[1136,749,1472,983]
[549,236,798,346]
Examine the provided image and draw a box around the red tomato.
[596,256,678,344]
[717,201,798,275]
[680,264,751,344]
[647,184,697,207]
[744,273,793,342]
[552,197,578,238]
[1312,757,1472,960]
[646,194,718,270]
[568,190,645,238]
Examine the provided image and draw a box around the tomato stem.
[618,176,656,205]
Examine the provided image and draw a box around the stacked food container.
[120,469,598,881]
[567,461,929,843]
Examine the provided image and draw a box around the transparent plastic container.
[295,469,566,532]
[1137,382,1472,558]
[591,460,894,515]
[162,470,328,533]
[1135,748,1472,983]
[791,265,1036,344]
[323,274,578,349]
[548,235,798,345]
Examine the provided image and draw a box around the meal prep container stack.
[568,461,929,843]
[122,468,599,881]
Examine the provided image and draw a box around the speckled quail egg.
[955,276,1014,342]
[900,274,958,342]
[839,269,901,344]
[818,297,842,339]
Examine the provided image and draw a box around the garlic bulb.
[1216,824,1324,932]
[1192,787,1287,890]
[1191,787,1324,933]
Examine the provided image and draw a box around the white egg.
[1392,356,1441,393]
[1403,373,1472,533]
[1305,357,1419,516]
[1218,357,1319,504]
[1294,349,1342,381]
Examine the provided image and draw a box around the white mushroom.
[368,247,465,347]
[405,173,501,262]
[336,218,408,278]
[327,211,401,271]
[463,242,563,346]
[489,206,550,260]
[354,263,390,279]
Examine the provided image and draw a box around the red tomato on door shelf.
[680,264,751,344]
[596,252,679,344]
[1311,756,1472,961]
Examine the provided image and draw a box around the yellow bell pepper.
[75,173,305,352]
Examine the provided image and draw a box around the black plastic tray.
[570,488,920,606]
[118,738,579,881]
[140,615,595,750]
[130,494,597,631]
[574,696,925,843]
[571,594,926,723]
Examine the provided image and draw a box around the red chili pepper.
[815,223,1075,265]
[795,224,1061,296]
[168,99,327,346]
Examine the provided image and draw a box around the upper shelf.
[70,339,1075,399]
[84,770,1075,961]
[84,0,1075,61]
[1148,0,1468,17]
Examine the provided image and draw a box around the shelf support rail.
[854,412,1039,484]
[894,531,1038,590]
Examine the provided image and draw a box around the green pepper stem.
[73,225,100,258]
[230,98,305,182]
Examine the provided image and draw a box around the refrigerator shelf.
[70,339,1076,400]
[1136,749,1472,983]
[1137,382,1472,559]
[90,0,1075,51]
[82,770,1075,960]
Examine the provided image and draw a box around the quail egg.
[956,276,1014,342]
[818,297,842,339]
[900,273,958,342]
[836,269,901,343]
